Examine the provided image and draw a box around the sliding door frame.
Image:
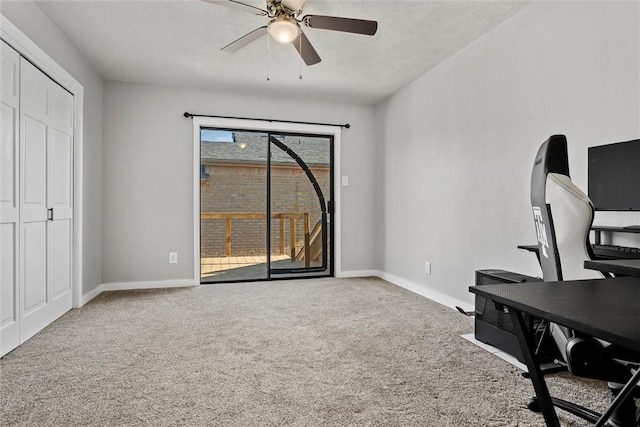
[192,117,342,284]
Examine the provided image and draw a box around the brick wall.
[200,163,330,257]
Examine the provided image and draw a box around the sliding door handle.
[47,208,54,221]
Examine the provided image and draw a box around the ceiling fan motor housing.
[268,15,300,43]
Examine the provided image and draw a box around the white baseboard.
[336,269,473,312]
[375,270,472,312]
[78,279,197,307]
[461,333,528,372]
[80,272,472,316]
[336,269,379,278]
[102,279,197,292]
[79,284,106,307]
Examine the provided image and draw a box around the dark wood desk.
[585,258,640,278]
[470,277,640,427]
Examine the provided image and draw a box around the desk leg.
[508,307,561,427]
[594,367,640,427]
[594,230,602,245]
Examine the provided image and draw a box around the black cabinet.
[474,270,551,362]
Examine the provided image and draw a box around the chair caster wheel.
[527,397,541,412]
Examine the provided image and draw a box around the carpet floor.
[1,277,612,426]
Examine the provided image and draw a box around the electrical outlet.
[169,252,178,264]
[341,176,349,186]
[424,261,431,275]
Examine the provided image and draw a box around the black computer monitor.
[588,139,640,211]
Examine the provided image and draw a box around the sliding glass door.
[268,134,331,278]
[200,130,269,282]
[200,128,333,283]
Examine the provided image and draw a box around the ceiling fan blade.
[200,0,267,16]
[221,26,268,53]
[281,0,307,13]
[291,30,321,66]
[304,15,378,36]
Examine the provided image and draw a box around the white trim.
[191,117,342,281]
[461,334,529,372]
[333,128,342,276]
[336,268,473,312]
[375,270,472,312]
[192,121,201,283]
[336,269,379,278]
[79,284,105,307]
[80,271,470,313]
[1,15,84,309]
[102,279,197,292]
[76,280,197,304]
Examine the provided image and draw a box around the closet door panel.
[0,225,16,320]
[20,61,47,122]
[50,83,73,133]
[48,81,73,319]
[19,58,50,343]
[0,104,17,218]
[21,59,49,224]
[1,42,19,101]
[0,223,18,351]
[0,41,20,356]
[21,222,49,341]
[21,117,47,218]
[50,128,73,216]
[50,219,72,320]
[23,223,47,309]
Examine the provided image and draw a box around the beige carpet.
[1,277,611,426]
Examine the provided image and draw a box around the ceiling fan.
[201,0,378,66]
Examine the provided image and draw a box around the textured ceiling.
[33,0,532,105]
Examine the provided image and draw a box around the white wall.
[102,82,376,284]
[375,1,640,306]
[1,2,105,296]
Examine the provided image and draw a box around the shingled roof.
[201,131,330,167]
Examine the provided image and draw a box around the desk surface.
[584,258,640,277]
[470,277,640,354]
[591,225,640,234]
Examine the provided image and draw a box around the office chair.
[530,135,640,426]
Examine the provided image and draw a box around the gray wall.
[5,1,639,305]
[374,1,640,306]
[102,82,376,283]
[1,2,104,296]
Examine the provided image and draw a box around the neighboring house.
[200,131,331,258]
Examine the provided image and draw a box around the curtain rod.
[183,112,350,129]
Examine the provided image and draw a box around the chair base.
[526,384,640,427]
[607,382,640,427]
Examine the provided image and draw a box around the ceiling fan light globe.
[268,18,299,43]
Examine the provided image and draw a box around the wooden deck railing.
[201,212,311,265]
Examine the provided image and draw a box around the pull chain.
[299,34,303,80]
[267,33,271,81]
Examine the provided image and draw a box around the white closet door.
[0,43,74,357]
[18,57,74,342]
[48,81,73,321]
[20,58,51,341]
[0,41,21,355]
